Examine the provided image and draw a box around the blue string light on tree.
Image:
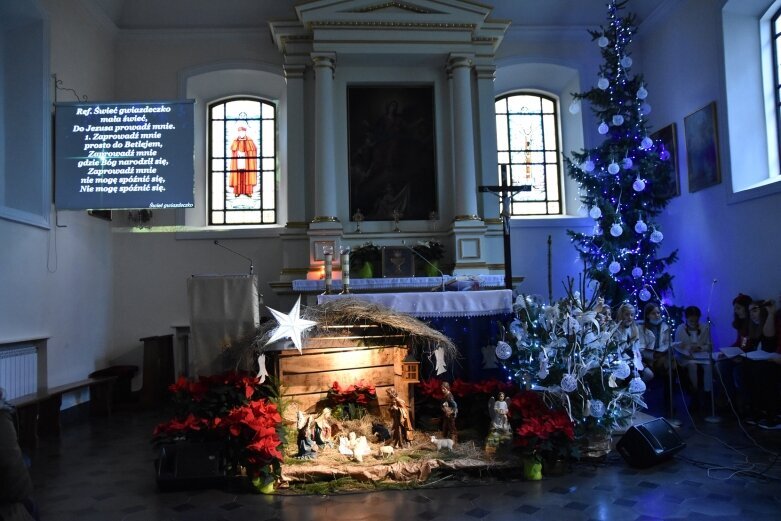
[562,0,678,308]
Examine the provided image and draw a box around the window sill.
[112,224,283,239]
[509,215,592,229]
[728,175,781,204]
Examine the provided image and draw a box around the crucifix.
[478,164,531,289]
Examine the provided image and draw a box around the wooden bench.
[9,375,117,448]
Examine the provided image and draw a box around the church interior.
[1,0,781,519]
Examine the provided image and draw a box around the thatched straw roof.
[255,297,459,362]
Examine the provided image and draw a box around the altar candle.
[324,252,333,292]
[341,251,350,285]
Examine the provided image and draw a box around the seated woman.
[740,300,780,427]
[674,305,713,413]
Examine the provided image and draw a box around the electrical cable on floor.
[669,361,780,482]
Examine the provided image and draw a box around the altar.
[317,290,514,381]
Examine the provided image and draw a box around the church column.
[278,63,310,284]
[448,53,479,221]
[474,63,504,276]
[474,64,499,221]
[284,63,307,225]
[312,52,338,223]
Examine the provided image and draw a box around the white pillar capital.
[447,53,474,71]
[311,52,336,76]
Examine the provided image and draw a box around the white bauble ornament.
[589,206,602,219]
[640,136,654,150]
[598,35,609,48]
[632,177,646,192]
[610,223,623,237]
[608,261,621,274]
[598,122,609,135]
[629,376,646,394]
[622,157,634,169]
[639,288,652,302]
[608,161,620,175]
[614,361,631,380]
[612,114,624,126]
[597,77,609,90]
[650,229,664,243]
[637,85,648,100]
[495,341,513,360]
[593,224,603,236]
[631,266,643,278]
[582,159,595,172]
[640,103,652,115]
[561,374,578,393]
[620,56,633,68]
[577,205,588,217]
[659,146,670,161]
[569,100,581,114]
[590,400,606,418]
[634,220,648,234]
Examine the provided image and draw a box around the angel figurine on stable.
[488,392,511,434]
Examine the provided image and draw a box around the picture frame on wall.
[684,101,721,193]
[650,123,680,198]
[347,86,437,221]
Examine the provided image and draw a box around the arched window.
[495,92,562,216]
[208,97,277,225]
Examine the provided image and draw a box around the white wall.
[639,0,781,347]
[1,0,115,394]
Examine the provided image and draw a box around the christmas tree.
[566,0,677,307]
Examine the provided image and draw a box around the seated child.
[674,306,713,412]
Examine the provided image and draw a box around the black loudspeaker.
[616,418,686,468]
[156,441,228,491]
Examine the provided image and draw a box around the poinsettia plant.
[152,371,284,491]
[326,379,377,420]
[509,390,576,460]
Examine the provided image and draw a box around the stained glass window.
[495,92,562,216]
[208,97,276,225]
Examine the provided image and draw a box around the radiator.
[0,344,38,401]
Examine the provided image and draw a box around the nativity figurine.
[386,388,414,448]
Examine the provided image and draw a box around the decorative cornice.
[309,21,476,29]
[352,2,435,14]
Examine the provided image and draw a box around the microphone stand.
[402,241,446,292]
[704,279,721,423]
[214,240,254,275]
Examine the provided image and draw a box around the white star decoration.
[264,297,317,353]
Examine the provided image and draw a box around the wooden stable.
[272,323,415,421]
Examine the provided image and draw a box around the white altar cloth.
[316,289,513,318]
[293,274,505,293]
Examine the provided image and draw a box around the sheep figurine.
[379,445,394,459]
[430,436,454,451]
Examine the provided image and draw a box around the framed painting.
[381,246,415,278]
[684,102,721,193]
[347,86,437,221]
[650,123,680,198]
